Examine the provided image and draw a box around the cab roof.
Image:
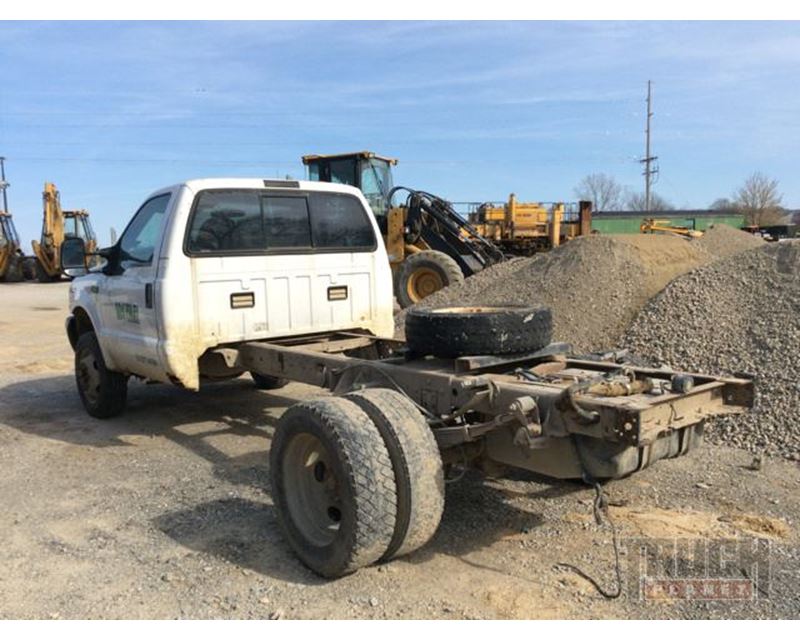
[301,151,398,166]
[151,178,366,200]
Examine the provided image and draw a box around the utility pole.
[639,81,658,212]
[0,157,9,213]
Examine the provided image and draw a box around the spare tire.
[405,305,552,358]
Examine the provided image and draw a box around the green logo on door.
[115,302,140,324]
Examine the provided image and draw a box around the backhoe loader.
[0,157,27,282]
[0,211,26,282]
[302,151,505,308]
[31,182,98,282]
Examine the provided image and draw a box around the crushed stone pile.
[396,234,713,352]
[696,223,765,258]
[622,241,800,460]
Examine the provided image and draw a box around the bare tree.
[625,191,674,211]
[573,173,624,211]
[709,197,736,211]
[733,172,784,226]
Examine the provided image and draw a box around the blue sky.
[1,20,799,244]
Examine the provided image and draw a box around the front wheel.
[394,250,464,308]
[75,332,128,418]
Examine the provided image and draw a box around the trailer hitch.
[508,396,546,449]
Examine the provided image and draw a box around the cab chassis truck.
[62,178,753,578]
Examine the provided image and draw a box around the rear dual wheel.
[270,390,444,578]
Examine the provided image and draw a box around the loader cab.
[302,151,397,222]
[63,210,97,250]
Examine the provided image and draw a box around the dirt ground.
[1,282,799,619]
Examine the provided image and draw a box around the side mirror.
[60,236,88,278]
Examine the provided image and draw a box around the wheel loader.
[31,182,98,282]
[303,151,593,307]
[302,151,505,308]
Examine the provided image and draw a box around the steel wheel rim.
[407,267,443,302]
[77,350,101,404]
[282,433,343,547]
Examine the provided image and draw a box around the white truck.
[62,178,753,578]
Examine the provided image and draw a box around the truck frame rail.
[216,331,753,480]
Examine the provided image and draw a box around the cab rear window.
[186,189,376,255]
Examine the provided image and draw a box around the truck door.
[99,192,172,379]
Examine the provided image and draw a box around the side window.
[119,194,170,270]
[262,196,312,249]
[188,191,263,252]
[309,192,375,249]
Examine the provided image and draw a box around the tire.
[395,250,464,309]
[21,257,37,281]
[250,372,288,390]
[35,260,59,283]
[74,332,128,419]
[405,304,553,358]
[270,397,397,578]
[345,388,444,560]
[2,255,24,282]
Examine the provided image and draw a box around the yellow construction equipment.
[31,182,98,282]
[0,157,28,282]
[303,151,504,308]
[640,218,703,238]
[303,151,593,307]
[0,210,26,282]
[469,195,593,255]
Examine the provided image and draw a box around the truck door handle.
[145,283,153,309]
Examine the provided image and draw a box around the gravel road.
[1,282,798,619]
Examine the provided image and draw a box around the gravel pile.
[696,223,765,258]
[396,234,710,352]
[622,241,800,460]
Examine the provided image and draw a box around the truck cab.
[65,179,394,395]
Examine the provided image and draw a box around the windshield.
[359,159,393,218]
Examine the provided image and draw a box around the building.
[591,209,745,235]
